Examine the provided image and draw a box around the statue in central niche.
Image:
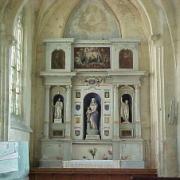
[86,98,99,130]
[85,97,100,138]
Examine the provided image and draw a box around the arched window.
[9,12,24,118]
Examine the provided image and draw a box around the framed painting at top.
[74,47,110,69]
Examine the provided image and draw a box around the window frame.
[9,12,24,121]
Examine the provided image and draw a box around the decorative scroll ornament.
[84,77,103,86]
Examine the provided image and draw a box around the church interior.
[0,0,180,179]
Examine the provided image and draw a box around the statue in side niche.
[120,98,129,123]
[54,98,63,123]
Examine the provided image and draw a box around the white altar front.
[62,160,144,169]
[63,160,120,168]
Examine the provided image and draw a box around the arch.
[35,0,80,38]
[64,0,121,39]
[1,0,28,36]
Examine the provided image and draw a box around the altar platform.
[29,168,157,180]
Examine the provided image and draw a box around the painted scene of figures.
[74,47,110,69]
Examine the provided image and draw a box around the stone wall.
[0,0,179,177]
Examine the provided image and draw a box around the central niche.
[83,93,101,139]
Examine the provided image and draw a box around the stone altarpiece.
[40,38,146,168]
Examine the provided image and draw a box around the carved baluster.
[113,84,119,139]
[65,85,72,138]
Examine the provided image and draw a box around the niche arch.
[83,92,101,139]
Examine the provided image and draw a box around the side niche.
[119,49,133,69]
[50,86,66,138]
[120,94,132,123]
[119,86,135,138]
[53,94,64,123]
[51,49,65,69]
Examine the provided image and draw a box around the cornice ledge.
[40,71,77,77]
[108,71,148,77]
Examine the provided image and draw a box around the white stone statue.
[86,98,98,130]
[54,98,63,123]
[86,107,92,129]
[120,98,129,123]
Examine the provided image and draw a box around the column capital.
[151,33,161,42]
[113,84,119,89]
[135,83,141,89]
[66,85,72,90]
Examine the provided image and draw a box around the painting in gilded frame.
[74,47,110,69]
[119,49,133,69]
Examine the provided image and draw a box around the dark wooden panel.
[111,175,129,180]
[29,174,53,180]
[54,174,72,180]
[131,177,180,180]
[29,168,157,180]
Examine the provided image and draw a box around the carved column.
[65,85,72,138]
[113,84,119,139]
[112,84,120,160]
[135,83,141,138]
[43,85,50,138]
